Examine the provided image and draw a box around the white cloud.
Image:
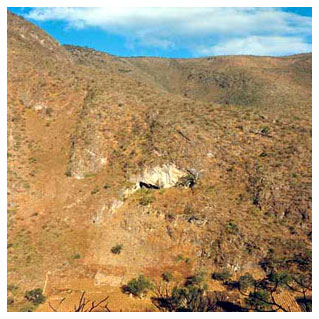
[24,7,312,56]
[197,36,312,56]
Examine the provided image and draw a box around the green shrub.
[245,290,271,311]
[162,271,174,283]
[260,126,270,135]
[154,280,216,312]
[72,253,81,259]
[225,221,239,234]
[175,254,184,262]
[24,288,46,305]
[238,273,255,291]
[28,157,37,164]
[267,271,291,286]
[7,284,18,292]
[212,269,232,282]
[65,169,71,177]
[111,244,123,255]
[185,272,207,287]
[123,275,153,298]
[177,173,196,188]
[171,285,213,311]
[138,190,155,206]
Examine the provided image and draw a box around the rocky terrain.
[7,11,311,312]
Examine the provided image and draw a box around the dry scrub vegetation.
[7,11,311,312]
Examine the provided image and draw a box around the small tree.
[237,271,299,312]
[123,275,153,298]
[267,271,291,286]
[152,273,216,312]
[245,290,272,311]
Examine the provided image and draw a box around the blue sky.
[8,7,312,58]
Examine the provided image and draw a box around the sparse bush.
[184,204,194,215]
[175,254,184,262]
[24,288,46,305]
[162,271,174,283]
[65,169,71,177]
[212,269,232,283]
[171,286,208,311]
[186,272,207,287]
[260,126,270,135]
[177,173,196,189]
[72,253,81,259]
[20,305,35,312]
[267,271,291,286]
[91,186,100,195]
[28,157,37,164]
[7,297,14,305]
[225,221,239,234]
[45,107,53,116]
[138,190,155,206]
[111,244,123,255]
[220,265,312,312]
[238,273,255,291]
[7,284,18,292]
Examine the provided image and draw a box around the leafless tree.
[48,291,111,312]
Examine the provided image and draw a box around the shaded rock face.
[69,140,107,180]
[67,90,109,179]
[123,164,187,198]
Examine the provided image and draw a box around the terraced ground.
[7,11,311,312]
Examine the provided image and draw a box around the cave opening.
[139,181,160,190]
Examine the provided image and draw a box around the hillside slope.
[65,44,311,107]
[7,11,311,312]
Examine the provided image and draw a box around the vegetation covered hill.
[7,11,311,312]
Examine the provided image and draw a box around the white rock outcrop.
[122,164,187,198]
